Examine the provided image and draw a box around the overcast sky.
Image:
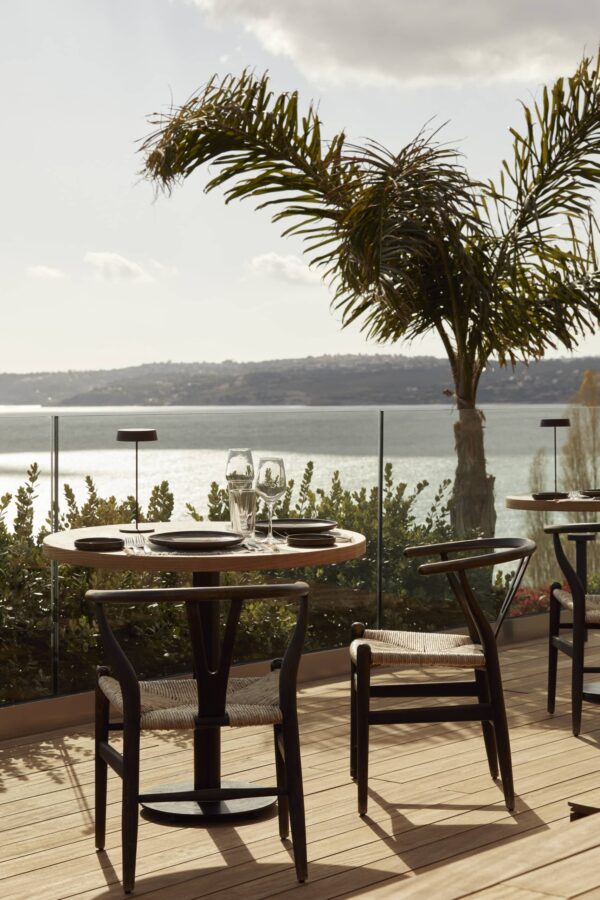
[3,0,600,373]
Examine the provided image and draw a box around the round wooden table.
[506,494,600,514]
[43,522,366,822]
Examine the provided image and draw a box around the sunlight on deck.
[3,636,600,899]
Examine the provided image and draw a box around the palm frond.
[142,59,600,383]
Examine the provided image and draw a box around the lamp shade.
[540,419,570,428]
[116,428,158,442]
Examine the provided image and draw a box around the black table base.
[140,780,277,821]
[582,681,600,704]
[139,570,279,823]
[569,682,600,819]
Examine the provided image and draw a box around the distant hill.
[0,354,597,406]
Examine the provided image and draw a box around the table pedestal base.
[140,780,277,822]
[582,681,600,704]
[566,684,600,819]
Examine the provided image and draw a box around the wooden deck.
[3,635,600,899]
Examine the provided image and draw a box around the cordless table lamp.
[116,428,158,533]
[539,418,570,494]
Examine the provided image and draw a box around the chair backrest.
[543,522,600,612]
[404,538,536,653]
[87,582,309,721]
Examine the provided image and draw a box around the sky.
[2,0,600,373]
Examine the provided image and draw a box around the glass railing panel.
[0,411,53,705]
[55,407,379,691]
[478,403,567,617]
[381,402,598,627]
[509,403,600,604]
[381,407,460,630]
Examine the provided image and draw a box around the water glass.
[225,448,254,487]
[229,486,256,537]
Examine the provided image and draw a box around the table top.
[506,494,600,512]
[42,522,366,573]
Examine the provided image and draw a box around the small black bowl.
[287,533,336,549]
[74,537,124,552]
[532,492,569,500]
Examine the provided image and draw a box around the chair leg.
[548,588,561,714]
[350,660,357,780]
[121,724,140,894]
[94,679,110,851]
[281,716,307,883]
[486,662,514,812]
[572,622,585,738]
[350,622,365,782]
[356,645,371,817]
[273,724,289,840]
[475,670,498,780]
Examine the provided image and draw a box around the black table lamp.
[540,418,570,494]
[117,428,158,533]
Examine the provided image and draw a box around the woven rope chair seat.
[98,671,282,729]
[555,589,600,624]
[350,628,485,668]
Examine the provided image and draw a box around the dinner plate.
[255,518,337,536]
[148,530,244,552]
[581,489,600,498]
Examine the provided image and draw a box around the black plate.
[287,533,336,549]
[581,490,600,498]
[532,491,569,500]
[255,518,337,536]
[148,530,244,552]
[74,537,124,552]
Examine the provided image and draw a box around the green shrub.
[0,462,502,705]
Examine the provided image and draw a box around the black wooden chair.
[350,537,535,816]
[545,522,600,736]
[89,582,309,893]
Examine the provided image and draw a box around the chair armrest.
[405,539,496,558]
[545,522,600,535]
[86,582,309,605]
[417,540,536,575]
[406,538,535,575]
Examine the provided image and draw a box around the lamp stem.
[135,440,139,530]
[554,427,557,494]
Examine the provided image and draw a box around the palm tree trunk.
[451,364,496,537]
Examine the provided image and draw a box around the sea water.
[0,403,571,537]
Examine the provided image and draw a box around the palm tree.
[142,55,600,536]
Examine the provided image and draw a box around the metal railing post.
[50,415,60,696]
[376,409,384,628]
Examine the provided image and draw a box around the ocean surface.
[0,404,572,538]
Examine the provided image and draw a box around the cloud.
[148,257,178,276]
[194,0,600,86]
[26,265,65,280]
[84,251,152,283]
[250,252,320,285]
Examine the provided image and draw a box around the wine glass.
[255,457,286,547]
[225,449,254,487]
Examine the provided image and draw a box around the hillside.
[0,354,596,406]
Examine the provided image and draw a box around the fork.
[123,534,147,549]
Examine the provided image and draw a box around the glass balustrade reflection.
[0,412,53,705]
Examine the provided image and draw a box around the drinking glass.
[225,449,254,487]
[229,486,257,537]
[255,457,286,547]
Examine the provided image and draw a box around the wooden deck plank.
[2,636,600,899]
